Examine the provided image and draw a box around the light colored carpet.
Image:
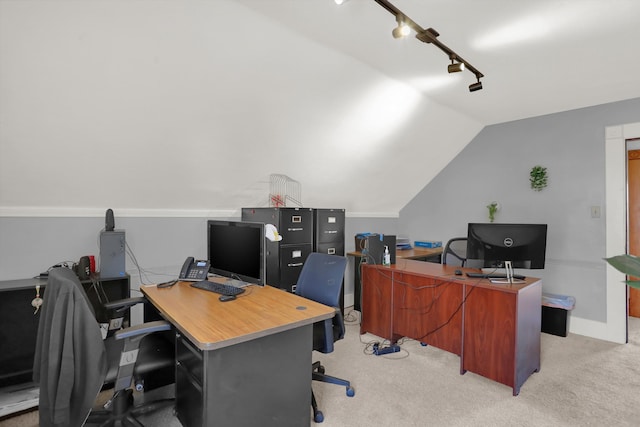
[315,312,640,427]
[3,312,639,427]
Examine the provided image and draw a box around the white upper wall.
[0,0,483,217]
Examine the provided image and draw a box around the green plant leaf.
[624,280,640,290]
[604,254,640,278]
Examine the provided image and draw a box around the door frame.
[627,146,640,317]
[606,122,640,343]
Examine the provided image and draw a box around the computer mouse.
[219,294,236,302]
[454,269,463,276]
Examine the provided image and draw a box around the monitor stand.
[489,261,525,284]
[505,261,514,282]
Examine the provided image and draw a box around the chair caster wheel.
[314,410,324,423]
[317,366,325,374]
[346,386,355,397]
[420,342,428,347]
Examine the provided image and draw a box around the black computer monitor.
[207,220,266,285]
[466,223,547,269]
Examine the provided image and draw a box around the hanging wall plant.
[530,166,548,191]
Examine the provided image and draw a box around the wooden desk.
[141,281,334,427]
[347,247,443,311]
[360,260,541,395]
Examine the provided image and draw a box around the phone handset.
[179,257,195,280]
[178,257,210,281]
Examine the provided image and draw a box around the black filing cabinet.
[242,207,314,293]
[313,208,345,256]
[314,208,346,311]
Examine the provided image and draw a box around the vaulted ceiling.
[238,0,640,124]
[2,1,639,217]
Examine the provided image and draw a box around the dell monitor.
[466,223,547,270]
[207,220,266,286]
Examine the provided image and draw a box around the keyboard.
[466,272,526,280]
[191,280,246,296]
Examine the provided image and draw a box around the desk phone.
[179,257,210,281]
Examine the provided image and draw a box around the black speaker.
[105,208,115,232]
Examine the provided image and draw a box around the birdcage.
[269,174,302,207]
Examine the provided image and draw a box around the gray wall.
[0,214,393,308]
[400,97,640,323]
[0,216,208,283]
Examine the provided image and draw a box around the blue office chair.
[295,252,355,423]
[33,267,175,427]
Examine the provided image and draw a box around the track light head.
[392,15,410,39]
[447,61,465,73]
[392,24,410,38]
[469,80,483,92]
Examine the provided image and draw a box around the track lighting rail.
[372,0,484,91]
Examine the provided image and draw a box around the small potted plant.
[487,202,499,223]
[605,254,640,289]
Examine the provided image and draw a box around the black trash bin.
[541,293,576,337]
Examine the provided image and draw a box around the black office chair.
[442,237,468,267]
[33,267,175,427]
[295,253,355,423]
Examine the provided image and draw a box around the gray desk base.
[176,324,312,427]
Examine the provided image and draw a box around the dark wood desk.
[347,247,443,311]
[141,281,334,427]
[360,260,541,395]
